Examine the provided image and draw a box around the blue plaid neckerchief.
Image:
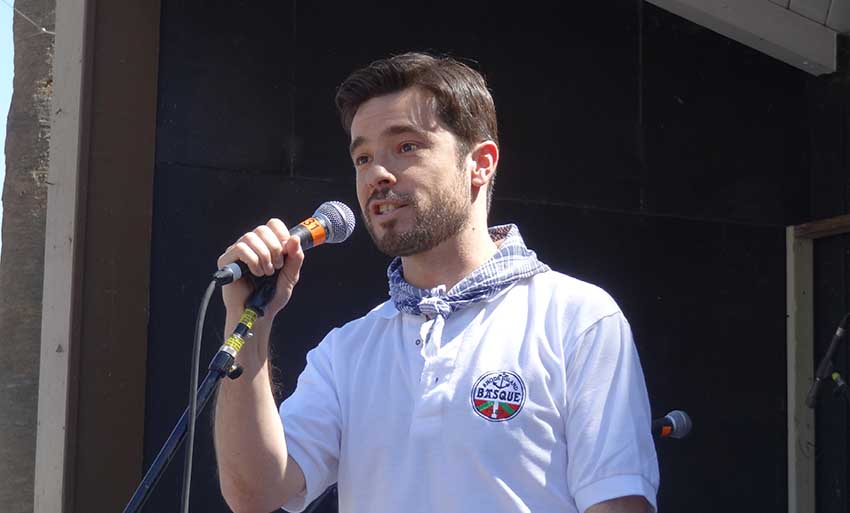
[387,224,549,348]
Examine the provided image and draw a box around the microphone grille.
[667,410,692,439]
[315,201,356,244]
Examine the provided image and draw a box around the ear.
[468,140,499,190]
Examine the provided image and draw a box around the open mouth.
[372,202,408,216]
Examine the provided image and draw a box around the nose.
[364,162,396,192]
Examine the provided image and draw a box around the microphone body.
[652,410,692,439]
[214,201,356,286]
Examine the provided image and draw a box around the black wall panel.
[145,1,818,512]
[642,5,810,226]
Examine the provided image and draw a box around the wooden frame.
[35,0,92,510]
[787,214,850,513]
[35,1,160,511]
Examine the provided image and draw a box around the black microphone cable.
[179,274,280,513]
[180,279,217,513]
[179,272,283,513]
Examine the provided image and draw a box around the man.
[214,53,659,513]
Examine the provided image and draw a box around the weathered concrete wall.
[0,1,55,512]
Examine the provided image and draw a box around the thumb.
[278,235,304,289]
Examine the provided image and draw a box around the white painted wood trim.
[826,0,850,32]
[646,0,839,75]
[34,1,89,512]
[786,227,815,513]
[790,0,831,24]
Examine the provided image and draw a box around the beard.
[363,177,470,257]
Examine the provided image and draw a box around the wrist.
[224,311,273,370]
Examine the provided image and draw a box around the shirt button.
[415,339,421,346]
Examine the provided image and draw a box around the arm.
[213,220,306,513]
[565,309,660,513]
[585,495,652,513]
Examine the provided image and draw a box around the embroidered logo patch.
[471,370,526,422]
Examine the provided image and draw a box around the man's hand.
[585,495,652,513]
[217,217,305,326]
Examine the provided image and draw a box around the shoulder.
[523,270,624,337]
[321,299,398,346]
[527,270,621,316]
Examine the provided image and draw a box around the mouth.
[370,201,409,217]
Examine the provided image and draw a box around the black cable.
[180,280,218,513]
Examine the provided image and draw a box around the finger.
[279,236,304,287]
[266,218,291,244]
[217,243,238,268]
[239,231,275,276]
[254,225,284,269]
[224,241,261,277]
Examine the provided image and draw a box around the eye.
[399,142,419,153]
[354,154,370,166]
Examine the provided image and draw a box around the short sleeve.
[278,330,342,512]
[564,312,659,513]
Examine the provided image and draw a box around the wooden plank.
[34,0,91,512]
[646,0,839,75]
[786,227,815,513]
[794,214,850,239]
[826,0,850,32]
[68,0,159,511]
[790,0,832,24]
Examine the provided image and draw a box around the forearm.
[585,495,652,513]
[214,316,304,513]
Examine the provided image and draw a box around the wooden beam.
[36,0,160,512]
[66,0,160,511]
[34,0,91,511]
[786,227,815,513]
[790,0,831,24]
[826,0,850,32]
[793,214,850,239]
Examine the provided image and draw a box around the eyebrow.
[349,124,430,157]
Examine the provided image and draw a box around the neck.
[399,220,498,291]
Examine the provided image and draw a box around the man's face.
[349,87,471,257]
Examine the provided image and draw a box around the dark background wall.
[808,74,850,512]
[142,1,849,512]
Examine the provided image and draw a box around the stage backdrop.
[142,1,849,512]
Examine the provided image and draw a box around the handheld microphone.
[213,200,356,286]
[652,410,692,439]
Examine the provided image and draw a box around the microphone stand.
[805,313,850,409]
[121,279,277,513]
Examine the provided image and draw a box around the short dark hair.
[335,52,499,210]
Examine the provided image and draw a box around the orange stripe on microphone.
[661,426,672,438]
[302,217,326,245]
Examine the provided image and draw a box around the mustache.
[367,189,413,207]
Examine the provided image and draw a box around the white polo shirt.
[279,270,659,513]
